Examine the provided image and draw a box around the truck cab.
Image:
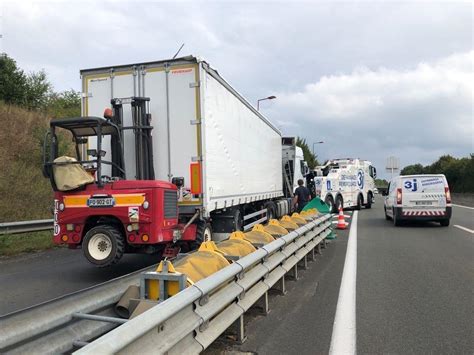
[313,158,376,212]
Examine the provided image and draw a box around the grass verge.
[0,231,60,257]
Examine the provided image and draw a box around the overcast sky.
[2,1,472,179]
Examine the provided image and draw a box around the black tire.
[384,206,391,220]
[265,201,276,221]
[393,208,401,226]
[440,219,450,227]
[356,194,363,210]
[191,221,212,250]
[324,195,335,213]
[82,225,125,267]
[335,195,343,212]
[365,192,373,209]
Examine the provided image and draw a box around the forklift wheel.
[82,225,125,267]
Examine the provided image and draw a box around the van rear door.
[401,175,447,216]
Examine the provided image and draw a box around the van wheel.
[83,225,125,267]
[393,208,401,226]
[324,195,334,213]
[356,194,363,210]
[440,219,450,227]
[365,192,373,209]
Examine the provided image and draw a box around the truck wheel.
[365,192,373,209]
[384,206,391,220]
[356,194,363,210]
[440,219,450,227]
[324,195,334,213]
[83,225,125,267]
[233,209,243,231]
[265,201,276,221]
[191,221,213,250]
[335,195,343,212]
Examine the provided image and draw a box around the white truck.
[42,55,309,266]
[312,158,377,212]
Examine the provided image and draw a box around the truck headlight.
[59,203,65,211]
[143,200,150,210]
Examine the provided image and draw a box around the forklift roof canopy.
[50,116,118,137]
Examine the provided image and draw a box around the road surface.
[0,249,158,316]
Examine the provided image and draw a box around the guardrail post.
[271,276,287,295]
[310,246,316,261]
[298,255,308,270]
[288,264,299,280]
[231,315,247,344]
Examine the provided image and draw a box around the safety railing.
[0,219,53,235]
[75,214,332,354]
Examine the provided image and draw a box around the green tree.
[296,137,320,169]
[47,89,81,118]
[400,163,425,175]
[0,54,52,110]
[25,70,52,110]
[0,54,28,106]
[375,178,389,187]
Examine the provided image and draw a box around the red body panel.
[53,180,185,247]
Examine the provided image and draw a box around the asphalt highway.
[210,198,474,354]
[0,249,158,316]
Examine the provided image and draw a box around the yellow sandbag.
[217,238,256,257]
[53,156,94,191]
[230,230,274,245]
[279,215,299,231]
[290,213,307,225]
[266,219,290,236]
[147,247,230,300]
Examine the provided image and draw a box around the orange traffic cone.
[335,207,348,229]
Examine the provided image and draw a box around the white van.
[383,174,452,226]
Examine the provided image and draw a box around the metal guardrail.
[0,219,53,235]
[0,265,157,354]
[76,214,333,354]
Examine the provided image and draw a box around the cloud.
[267,51,473,177]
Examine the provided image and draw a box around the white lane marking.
[454,225,474,234]
[329,211,358,355]
[452,204,474,210]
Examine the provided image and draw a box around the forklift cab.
[43,116,125,191]
[43,96,154,192]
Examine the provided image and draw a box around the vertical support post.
[235,314,247,344]
[260,291,270,315]
[288,264,299,280]
[271,275,287,295]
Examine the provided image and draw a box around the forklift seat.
[53,156,94,191]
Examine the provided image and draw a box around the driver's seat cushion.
[53,156,94,191]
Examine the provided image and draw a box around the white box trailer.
[81,56,285,225]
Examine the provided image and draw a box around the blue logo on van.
[357,170,364,189]
[404,179,418,192]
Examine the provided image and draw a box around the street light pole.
[257,95,276,111]
[312,141,324,155]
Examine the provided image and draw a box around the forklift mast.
[111,97,155,181]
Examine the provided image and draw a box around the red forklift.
[43,97,198,266]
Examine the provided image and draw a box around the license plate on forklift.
[87,197,115,207]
